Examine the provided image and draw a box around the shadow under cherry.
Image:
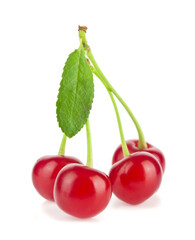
[41,200,101,222]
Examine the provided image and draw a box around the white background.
[0,0,195,239]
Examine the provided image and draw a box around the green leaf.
[56,47,94,138]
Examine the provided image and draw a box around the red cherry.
[112,139,165,172]
[32,155,82,201]
[109,152,162,205]
[54,164,112,218]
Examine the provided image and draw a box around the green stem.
[86,118,93,167]
[93,69,130,157]
[79,29,147,149]
[58,134,67,155]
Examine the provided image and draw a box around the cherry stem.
[79,28,147,149]
[93,68,130,157]
[86,118,93,167]
[58,134,67,155]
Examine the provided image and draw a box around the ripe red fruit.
[54,164,112,218]
[109,152,162,205]
[32,155,82,201]
[112,139,165,172]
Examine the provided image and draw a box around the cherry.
[112,139,165,172]
[32,155,82,201]
[109,152,162,205]
[54,164,112,218]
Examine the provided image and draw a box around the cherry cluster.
[32,26,165,219]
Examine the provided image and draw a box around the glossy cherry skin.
[32,155,82,201]
[54,164,112,218]
[112,139,165,172]
[109,152,162,205]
